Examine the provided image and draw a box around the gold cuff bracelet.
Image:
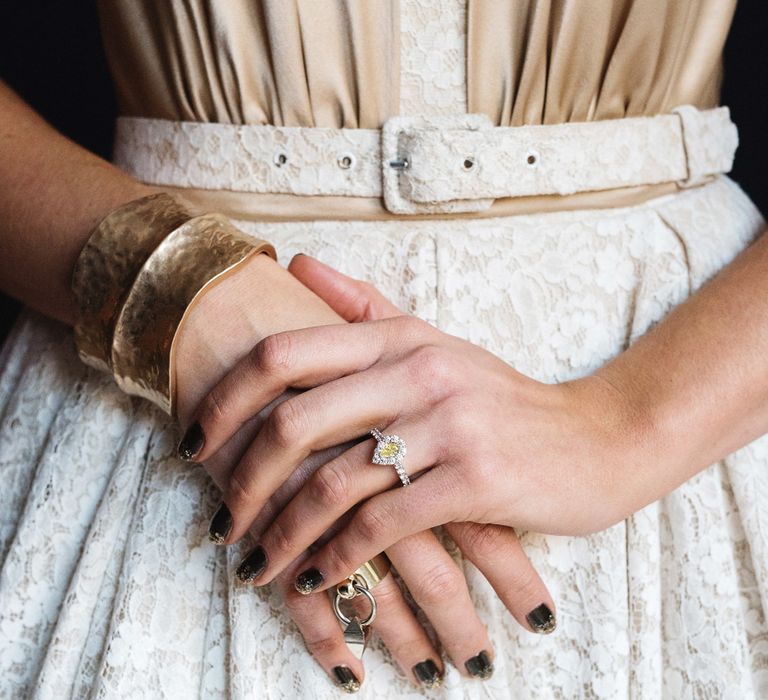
[111,213,275,415]
[72,192,193,372]
[72,193,277,416]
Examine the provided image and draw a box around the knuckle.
[366,579,400,610]
[308,464,350,509]
[410,562,465,607]
[282,586,311,616]
[407,344,458,395]
[506,563,539,598]
[394,314,428,340]
[267,517,294,558]
[324,542,355,580]
[227,469,254,509]
[250,332,294,376]
[198,385,229,430]
[468,456,500,491]
[457,523,508,559]
[304,634,343,658]
[355,504,392,542]
[266,399,307,449]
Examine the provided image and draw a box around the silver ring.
[333,582,377,627]
[370,428,411,487]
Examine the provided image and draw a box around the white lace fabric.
[2,1,768,699]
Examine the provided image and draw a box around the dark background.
[0,2,766,345]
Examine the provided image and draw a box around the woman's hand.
[173,253,556,691]
[186,254,651,598]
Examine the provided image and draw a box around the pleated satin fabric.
[98,0,735,127]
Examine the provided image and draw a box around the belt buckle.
[381,113,495,215]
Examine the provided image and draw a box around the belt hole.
[273,151,288,167]
[526,150,539,167]
[337,153,356,169]
[462,156,476,171]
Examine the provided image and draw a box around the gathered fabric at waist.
[113,106,738,223]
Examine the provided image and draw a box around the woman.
[1,0,766,697]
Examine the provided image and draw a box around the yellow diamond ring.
[370,428,411,487]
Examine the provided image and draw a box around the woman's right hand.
[172,252,555,691]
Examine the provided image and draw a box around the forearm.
[0,80,156,323]
[594,228,768,501]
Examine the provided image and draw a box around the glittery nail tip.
[465,650,494,680]
[178,421,205,461]
[208,503,233,544]
[413,659,442,688]
[333,666,360,693]
[235,546,267,583]
[526,603,557,634]
[294,567,324,594]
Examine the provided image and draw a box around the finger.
[388,531,494,681]
[234,417,438,580]
[287,254,403,322]
[179,315,429,463]
[221,366,436,545]
[445,522,557,635]
[293,468,464,595]
[276,565,365,694]
[362,572,445,689]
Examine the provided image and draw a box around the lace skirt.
[1,175,767,699]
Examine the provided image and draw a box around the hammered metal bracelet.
[72,193,276,416]
[72,192,193,372]
[111,213,275,415]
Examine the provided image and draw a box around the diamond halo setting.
[370,429,411,487]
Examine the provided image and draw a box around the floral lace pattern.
[400,0,467,116]
[2,1,768,698]
[1,177,767,699]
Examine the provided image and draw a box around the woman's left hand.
[184,254,655,594]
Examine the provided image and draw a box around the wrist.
[562,370,664,526]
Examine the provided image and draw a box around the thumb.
[287,253,402,322]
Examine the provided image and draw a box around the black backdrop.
[0,2,766,345]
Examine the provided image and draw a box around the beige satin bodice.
[98,0,735,128]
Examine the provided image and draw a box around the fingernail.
[413,659,442,688]
[526,603,557,634]
[208,503,232,544]
[332,666,360,693]
[236,546,267,583]
[465,650,494,679]
[294,567,323,595]
[178,421,204,461]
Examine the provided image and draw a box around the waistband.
[113,106,737,220]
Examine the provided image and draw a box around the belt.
[114,106,737,216]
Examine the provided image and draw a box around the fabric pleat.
[98,0,734,128]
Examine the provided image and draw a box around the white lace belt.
[114,106,737,216]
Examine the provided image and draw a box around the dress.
[2,1,768,698]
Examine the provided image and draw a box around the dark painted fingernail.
[413,659,442,688]
[178,421,205,461]
[208,503,232,544]
[526,603,557,634]
[295,567,323,594]
[465,650,493,679]
[333,666,360,693]
[236,546,267,583]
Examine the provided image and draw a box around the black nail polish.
[208,503,233,544]
[465,650,494,679]
[526,603,557,634]
[294,567,323,594]
[178,421,205,461]
[413,659,442,688]
[236,546,268,583]
[332,666,360,693]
